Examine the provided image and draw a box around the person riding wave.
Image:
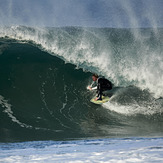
[87,74,113,101]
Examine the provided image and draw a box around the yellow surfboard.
[90,96,110,104]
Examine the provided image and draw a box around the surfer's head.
[92,74,98,81]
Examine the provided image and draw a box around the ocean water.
[1,138,163,162]
[0,26,163,162]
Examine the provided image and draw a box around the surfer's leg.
[96,89,102,100]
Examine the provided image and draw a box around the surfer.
[87,74,113,101]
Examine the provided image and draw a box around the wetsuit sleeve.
[92,86,97,90]
[90,82,97,90]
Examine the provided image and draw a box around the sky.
[0,0,163,27]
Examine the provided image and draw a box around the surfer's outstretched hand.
[87,86,92,90]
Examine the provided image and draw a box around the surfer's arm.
[91,86,97,90]
[87,82,97,90]
[87,85,97,90]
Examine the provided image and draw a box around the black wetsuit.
[96,77,112,100]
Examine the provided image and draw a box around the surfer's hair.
[92,74,99,78]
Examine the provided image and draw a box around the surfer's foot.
[95,97,102,101]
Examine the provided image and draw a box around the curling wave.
[0,26,163,142]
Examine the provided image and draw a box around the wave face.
[0,26,163,142]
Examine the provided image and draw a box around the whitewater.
[1,138,163,162]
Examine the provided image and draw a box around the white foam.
[103,101,161,116]
[0,138,163,162]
